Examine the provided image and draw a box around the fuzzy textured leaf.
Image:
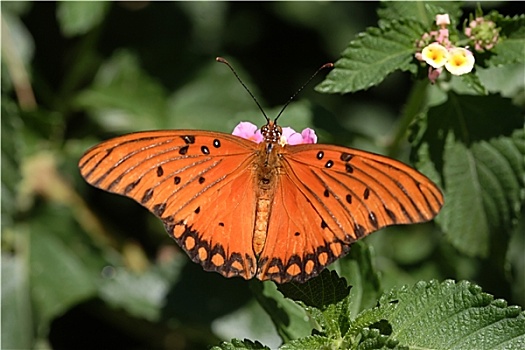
[316,20,424,94]
[279,335,334,350]
[375,280,525,349]
[377,1,462,27]
[211,338,270,350]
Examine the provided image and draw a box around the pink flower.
[301,128,317,144]
[232,122,317,144]
[428,67,443,84]
[464,17,500,52]
[232,121,263,143]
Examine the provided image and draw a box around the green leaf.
[167,58,267,132]
[377,1,462,27]
[278,269,350,311]
[280,335,334,350]
[337,241,382,320]
[56,1,110,37]
[315,20,425,94]
[488,14,525,66]
[458,72,488,95]
[1,99,22,229]
[477,64,525,97]
[29,207,98,334]
[412,93,524,257]
[98,264,180,322]
[375,280,525,349]
[250,280,312,343]
[278,270,351,340]
[2,251,33,349]
[211,338,271,350]
[74,50,171,132]
[29,233,97,326]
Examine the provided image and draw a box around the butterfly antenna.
[274,62,333,123]
[216,57,270,122]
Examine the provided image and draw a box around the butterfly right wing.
[79,130,260,280]
[257,143,443,283]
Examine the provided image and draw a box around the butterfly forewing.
[79,130,260,279]
[284,144,443,224]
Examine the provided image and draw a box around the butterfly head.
[261,120,283,144]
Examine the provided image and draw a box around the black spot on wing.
[153,203,166,217]
[385,206,397,223]
[181,135,195,144]
[368,211,379,228]
[124,178,141,194]
[354,224,366,238]
[141,188,154,204]
[340,152,353,162]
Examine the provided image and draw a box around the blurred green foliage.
[2,2,524,349]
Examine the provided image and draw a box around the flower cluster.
[464,17,500,52]
[415,14,475,83]
[232,121,317,145]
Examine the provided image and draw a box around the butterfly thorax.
[252,124,284,255]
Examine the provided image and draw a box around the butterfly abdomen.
[252,142,282,255]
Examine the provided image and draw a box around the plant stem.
[387,79,429,157]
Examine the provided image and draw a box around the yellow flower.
[445,48,475,75]
[421,43,449,68]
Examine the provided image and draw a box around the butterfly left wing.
[257,144,443,283]
[79,130,261,280]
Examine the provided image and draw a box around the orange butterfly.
[79,59,443,283]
